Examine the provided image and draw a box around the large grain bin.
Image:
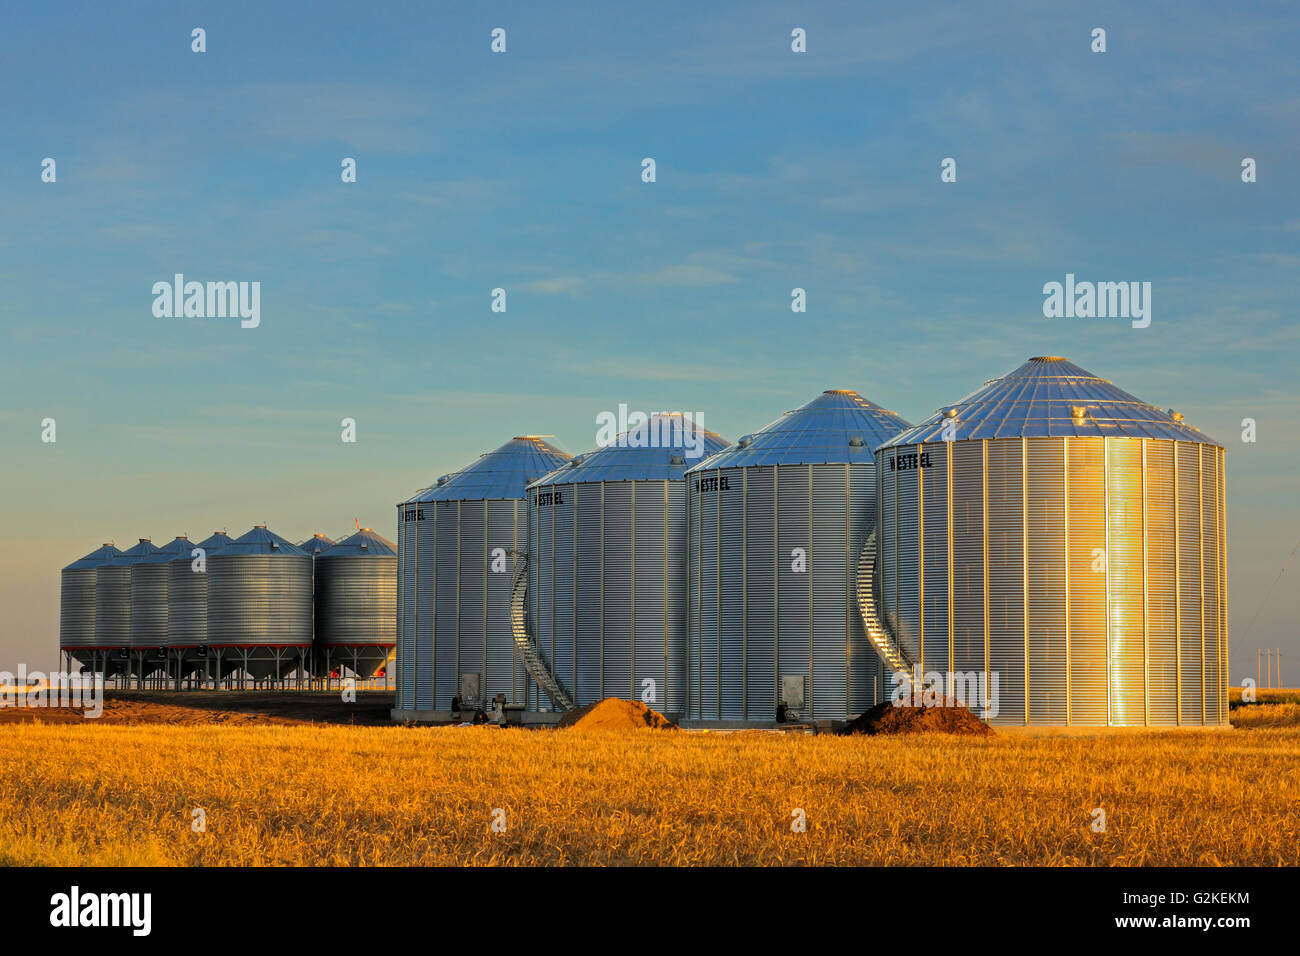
[686,390,911,723]
[60,542,122,673]
[169,531,233,679]
[869,356,1227,727]
[313,528,397,679]
[94,539,159,674]
[207,525,313,681]
[526,415,728,717]
[394,437,571,718]
[129,536,193,678]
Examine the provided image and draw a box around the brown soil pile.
[557,697,678,731]
[839,698,993,737]
[0,691,394,727]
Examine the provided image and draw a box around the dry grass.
[2,700,1297,866]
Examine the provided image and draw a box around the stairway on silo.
[508,550,575,711]
[856,529,913,674]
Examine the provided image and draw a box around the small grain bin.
[59,542,122,676]
[168,531,233,682]
[94,538,159,677]
[313,528,397,680]
[299,533,336,556]
[207,525,313,682]
[129,535,193,682]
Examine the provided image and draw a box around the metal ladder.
[507,550,575,711]
[856,529,913,674]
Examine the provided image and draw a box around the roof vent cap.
[670,454,685,465]
[737,435,752,448]
[848,436,865,448]
[1170,410,1184,422]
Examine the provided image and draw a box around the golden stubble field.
[1,695,1297,866]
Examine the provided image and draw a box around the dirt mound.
[839,698,993,737]
[557,697,678,731]
[0,691,394,727]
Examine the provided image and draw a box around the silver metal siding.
[1145,441,1178,724]
[129,564,169,649]
[1026,438,1067,724]
[743,467,776,719]
[94,566,133,647]
[315,556,397,646]
[208,555,312,646]
[167,558,207,648]
[985,439,1025,725]
[718,469,745,719]
[60,569,97,648]
[687,461,883,721]
[1176,442,1204,723]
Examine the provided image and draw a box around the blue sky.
[1,0,1297,678]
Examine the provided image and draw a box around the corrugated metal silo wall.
[876,437,1228,726]
[94,566,133,646]
[396,505,413,709]
[687,463,885,721]
[168,558,205,648]
[315,555,397,645]
[208,556,313,646]
[60,569,96,648]
[130,564,170,649]
[397,499,530,711]
[527,480,686,715]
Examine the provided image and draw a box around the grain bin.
[60,542,122,674]
[869,356,1227,727]
[93,538,159,676]
[299,533,335,556]
[168,531,233,678]
[526,415,727,717]
[207,525,313,681]
[686,390,911,723]
[394,437,572,718]
[313,528,397,680]
[129,536,193,679]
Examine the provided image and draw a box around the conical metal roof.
[105,538,161,566]
[218,525,308,557]
[137,535,194,564]
[320,528,397,557]
[64,542,123,571]
[531,415,728,486]
[168,531,231,563]
[688,389,911,470]
[298,533,336,554]
[881,356,1223,448]
[404,436,572,503]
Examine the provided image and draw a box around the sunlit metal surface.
[93,538,159,648]
[874,358,1228,727]
[207,526,313,678]
[396,437,572,711]
[168,532,233,651]
[313,528,396,678]
[129,536,192,656]
[686,390,912,721]
[527,416,728,715]
[60,543,122,655]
